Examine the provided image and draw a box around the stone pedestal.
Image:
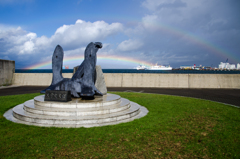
[4,94,148,128]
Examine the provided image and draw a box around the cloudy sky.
[0,0,239,69]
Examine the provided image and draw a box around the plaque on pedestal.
[44,90,72,102]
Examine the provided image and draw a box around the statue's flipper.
[80,85,103,97]
[40,85,55,94]
[40,45,64,93]
[72,62,84,82]
[71,90,80,98]
[51,45,64,85]
[80,86,95,97]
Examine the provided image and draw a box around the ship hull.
[149,68,172,70]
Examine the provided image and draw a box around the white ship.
[135,65,147,70]
[149,63,172,70]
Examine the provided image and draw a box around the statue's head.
[84,42,102,59]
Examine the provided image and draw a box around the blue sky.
[0,0,240,69]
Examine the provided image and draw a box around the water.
[15,69,240,74]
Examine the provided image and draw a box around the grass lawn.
[0,92,239,158]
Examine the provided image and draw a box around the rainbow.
[148,21,240,63]
[24,19,240,69]
[24,55,153,69]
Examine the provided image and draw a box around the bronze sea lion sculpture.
[40,42,103,98]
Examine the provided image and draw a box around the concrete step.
[34,93,121,108]
[4,93,149,128]
[4,103,148,128]
[23,98,131,116]
[12,102,140,125]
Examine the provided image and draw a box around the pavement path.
[0,86,239,107]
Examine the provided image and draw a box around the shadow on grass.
[0,92,239,158]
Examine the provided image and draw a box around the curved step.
[4,93,149,128]
[23,98,131,116]
[4,103,148,128]
[12,101,140,125]
[34,93,121,108]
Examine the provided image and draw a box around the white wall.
[12,73,240,89]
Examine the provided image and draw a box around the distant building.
[237,63,240,70]
[203,66,212,70]
[219,62,236,70]
[219,62,225,69]
[180,65,193,69]
[230,64,236,69]
[180,64,207,70]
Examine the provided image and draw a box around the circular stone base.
[4,93,148,128]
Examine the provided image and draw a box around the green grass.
[0,92,239,158]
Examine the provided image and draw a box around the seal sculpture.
[40,42,103,98]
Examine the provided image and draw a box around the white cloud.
[117,39,143,52]
[141,14,159,31]
[0,26,37,55]
[1,0,239,68]
[117,0,240,67]
[64,47,85,57]
[35,35,49,47]
[0,20,125,67]
[50,20,123,50]
[19,40,35,54]
[142,0,187,12]
[0,19,124,55]
[142,0,170,11]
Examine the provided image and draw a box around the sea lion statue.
[40,42,103,98]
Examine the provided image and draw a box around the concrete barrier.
[12,73,240,89]
[0,59,15,86]
[188,74,240,88]
[13,73,72,86]
[104,74,189,88]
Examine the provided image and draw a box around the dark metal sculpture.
[40,42,103,98]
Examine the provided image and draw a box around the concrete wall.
[13,73,72,86]
[12,73,240,89]
[0,59,15,86]
[104,74,189,88]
